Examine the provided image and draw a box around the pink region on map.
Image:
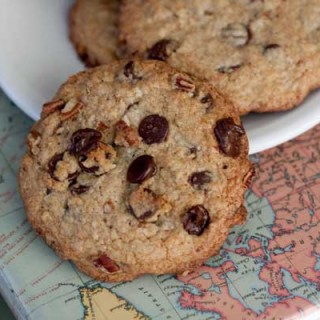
[259,262,290,296]
[249,134,320,286]
[177,129,320,320]
[179,265,255,320]
[262,187,320,285]
[179,264,317,320]
[251,127,320,205]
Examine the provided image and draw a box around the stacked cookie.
[70,0,320,114]
[19,0,320,282]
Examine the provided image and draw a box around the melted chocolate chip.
[201,94,214,112]
[70,185,89,196]
[128,188,158,220]
[93,254,119,273]
[131,208,155,221]
[138,115,169,144]
[217,64,242,74]
[214,118,245,158]
[69,129,102,156]
[67,171,80,182]
[68,174,78,188]
[148,39,172,61]
[181,205,210,236]
[78,155,99,173]
[124,61,134,77]
[139,210,155,220]
[263,43,280,54]
[127,155,157,184]
[189,171,212,190]
[123,61,141,80]
[48,153,64,179]
[204,10,214,15]
[189,146,198,159]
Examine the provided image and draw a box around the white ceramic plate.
[1,0,320,154]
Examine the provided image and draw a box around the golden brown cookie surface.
[120,0,320,114]
[69,0,120,67]
[19,60,253,282]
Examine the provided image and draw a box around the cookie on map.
[19,60,254,282]
[69,0,120,67]
[119,0,320,114]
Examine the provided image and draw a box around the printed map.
[0,89,319,319]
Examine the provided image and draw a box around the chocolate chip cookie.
[19,60,253,282]
[69,0,120,67]
[119,0,320,114]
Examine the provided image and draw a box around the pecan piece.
[61,100,83,121]
[172,74,196,94]
[114,120,140,147]
[148,39,178,61]
[94,255,120,273]
[42,99,65,117]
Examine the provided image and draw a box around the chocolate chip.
[189,171,212,190]
[201,94,214,112]
[67,171,80,182]
[127,155,157,184]
[217,64,242,74]
[68,173,79,187]
[124,61,134,77]
[93,255,119,273]
[263,43,280,54]
[105,153,112,160]
[148,39,176,61]
[138,115,169,144]
[70,185,89,195]
[123,61,141,80]
[126,101,139,111]
[129,205,154,221]
[181,205,210,236]
[69,129,102,156]
[204,10,214,15]
[78,155,99,173]
[189,146,198,159]
[221,23,250,47]
[48,153,64,179]
[214,118,245,158]
[128,188,160,221]
[139,210,155,220]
